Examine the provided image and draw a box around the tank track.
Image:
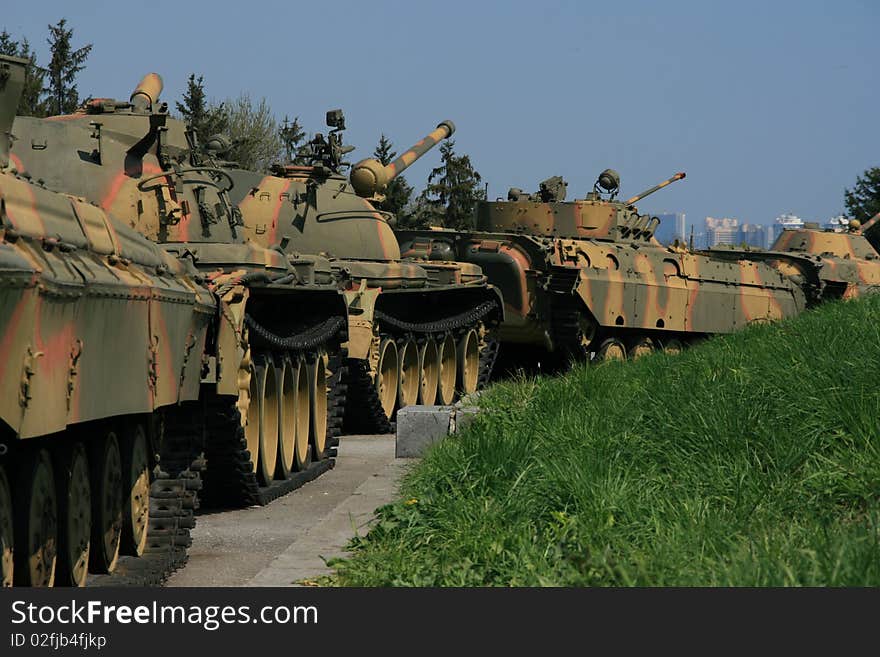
[343,358,395,435]
[547,267,590,366]
[200,392,335,508]
[87,413,202,587]
[477,335,501,390]
[326,351,348,452]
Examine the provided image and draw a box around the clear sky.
[3,0,877,227]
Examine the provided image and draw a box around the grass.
[333,296,880,586]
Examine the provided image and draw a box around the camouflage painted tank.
[709,215,880,303]
[397,170,808,366]
[221,112,503,432]
[10,71,351,524]
[0,55,212,587]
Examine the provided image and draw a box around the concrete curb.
[395,405,480,458]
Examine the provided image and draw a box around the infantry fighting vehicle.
[0,55,209,587]
[397,169,808,367]
[9,71,351,520]
[222,112,503,432]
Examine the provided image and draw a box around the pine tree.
[175,74,228,146]
[0,31,47,116]
[44,19,92,115]
[419,140,484,230]
[279,115,306,163]
[844,167,880,223]
[372,134,413,222]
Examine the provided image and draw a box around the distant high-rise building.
[651,212,687,244]
[705,217,739,247]
[740,223,767,248]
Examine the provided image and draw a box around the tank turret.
[350,120,455,199]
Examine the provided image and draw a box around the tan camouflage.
[398,170,809,363]
[223,114,503,428]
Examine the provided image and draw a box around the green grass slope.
[335,297,880,586]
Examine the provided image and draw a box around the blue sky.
[3,0,877,227]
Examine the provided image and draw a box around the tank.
[0,55,211,586]
[396,169,808,367]
[222,112,504,432]
[9,71,352,523]
[709,216,880,302]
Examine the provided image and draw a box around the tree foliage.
[217,94,284,171]
[43,19,92,115]
[417,140,484,230]
[372,134,413,222]
[279,115,306,163]
[175,74,229,146]
[0,31,47,116]
[844,167,880,223]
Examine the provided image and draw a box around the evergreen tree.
[43,19,92,115]
[279,115,306,163]
[419,140,484,230]
[372,134,413,222]
[175,74,228,146]
[844,167,880,223]
[219,93,284,171]
[0,31,47,116]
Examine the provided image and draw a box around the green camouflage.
[223,113,503,426]
[397,171,810,363]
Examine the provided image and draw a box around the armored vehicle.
[0,55,209,587]
[10,73,350,513]
[397,169,807,366]
[709,215,880,303]
[223,113,503,432]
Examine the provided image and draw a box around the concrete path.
[165,434,410,587]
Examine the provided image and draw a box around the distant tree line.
[3,21,875,230]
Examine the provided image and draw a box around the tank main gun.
[130,72,163,111]
[623,172,686,206]
[350,120,456,199]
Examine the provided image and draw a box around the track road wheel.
[662,339,684,356]
[256,359,280,485]
[374,338,399,420]
[457,329,480,396]
[293,359,312,471]
[121,426,150,556]
[310,352,329,460]
[14,449,57,586]
[0,463,14,587]
[418,339,440,406]
[89,433,122,574]
[595,338,627,363]
[398,340,420,409]
[277,359,297,479]
[244,359,260,475]
[627,337,655,361]
[438,334,458,405]
[55,443,91,586]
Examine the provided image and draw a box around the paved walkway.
[166,434,409,587]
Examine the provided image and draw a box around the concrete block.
[396,406,453,458]
[395,405,482,458]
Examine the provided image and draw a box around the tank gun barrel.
[350,120,456,198]
[624,172,686,206]
[130,73,163,111]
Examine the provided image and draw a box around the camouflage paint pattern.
[224,119,503,362]
[398,172,808,354]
